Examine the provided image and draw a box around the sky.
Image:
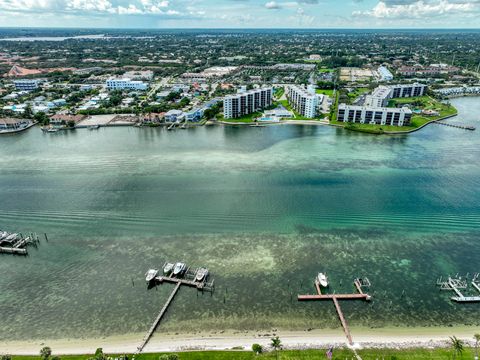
[0,0,479,28]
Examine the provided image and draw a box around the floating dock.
[0,231,42,255]
[437,273,480,302]
[137,262,214,353]
[298,276,372,346]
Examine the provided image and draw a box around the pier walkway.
[437,274,480,302]
[298,277,372,346]
[137,282,181,353]
[435,121,475,131]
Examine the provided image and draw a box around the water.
[0,97,479,340]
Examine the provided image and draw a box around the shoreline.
[2,326,480,355]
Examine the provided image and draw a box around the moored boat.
[317,272,329,287]
[145,269,158,282]
[195,268,209,282]
[163,262,174,275]
[173,262,186,276]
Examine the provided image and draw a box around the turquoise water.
[0,97,479,340]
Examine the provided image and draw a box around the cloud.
[354,0,478,18]
[265,1,281,8]
[0,0,181,15]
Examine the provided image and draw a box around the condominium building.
[13,79,39,91]
[337,104,412,127]
[364,83,427,108]
[390,83,426,98]
[105,78,147,91]
[223,87,273,119]
[286,85,318,118]
[364,86,391,107]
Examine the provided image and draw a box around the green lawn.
[318,68,335,73]
[220,111,262,123]
[7,347,477,360]
[315,89,334,96]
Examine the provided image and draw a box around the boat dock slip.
[298,276,372,346]
[436,273,480,302]
[137,262,214,354]
[0,231,41,255]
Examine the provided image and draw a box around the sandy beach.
[1,326,480,355]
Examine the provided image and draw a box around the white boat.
[5,233,18,241]
[145,269,158,282]
[317,272,329,287]
[0,232,9,240]
[47,128,59,133]
[173,262,186,276]
[163,262,174,275]
[195,268,209,282]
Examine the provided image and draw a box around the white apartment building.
[286,85,318,118]
[105,78,147,91]
[13,79,39,91]
[364,86,392,107]
[389,83,426,98]
[223,87,273,119]
[337,104,412,127]
[364,83,427,108]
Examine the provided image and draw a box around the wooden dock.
[0,246,27,255]
[298,276,372,346]
[435,121,475,131]
[0,232,41,255]
[136,263,214,354]
[137,282,181,353]
[437,274,480,302]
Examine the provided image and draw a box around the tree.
[24,104,33,119]
[474,333,480,360]
[1,355,12,360]
[252,343,263,355]
[449,336,464,360]
[40,346,52,360]
[271,336,282,359]
[34,111,50,125]
[94,348,106,360]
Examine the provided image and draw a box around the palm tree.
[271,336,282,360]
[474,333,480,360]
[449,336,464,360]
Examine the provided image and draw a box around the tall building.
[389,83,426,98]
[337,104,412,127]
[223,87,273,119]
[286,85,318,118]
[105,78,147,91]
[364,83,427,108]
[364,86,391,107]
[13,79,39,91]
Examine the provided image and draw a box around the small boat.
[173,262,186,276]
[317,272,329,287]
[47,128,59,133]
[163,262,174,275]
[5,233,18,241]
[145,269,158,282]
[195,268,209,282]
[0,232,9,240]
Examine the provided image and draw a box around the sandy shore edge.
[2,326,480,355]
